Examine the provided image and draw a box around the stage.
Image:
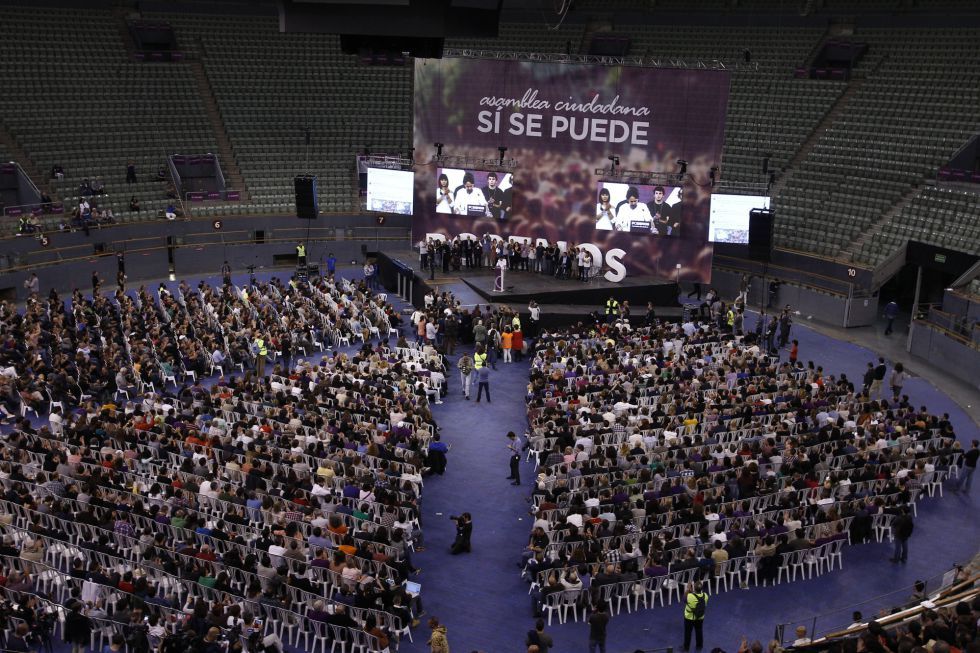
[375,249,681,311]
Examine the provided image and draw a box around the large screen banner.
[413,58,730,282]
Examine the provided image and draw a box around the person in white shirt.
[435,173,454,214]
[451,173,487,216]
[596,187,617,230]
[614,188,653,232]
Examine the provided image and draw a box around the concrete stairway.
[189,59,250,202]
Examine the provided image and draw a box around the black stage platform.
[376,249,680,308]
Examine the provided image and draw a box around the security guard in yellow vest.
[726,308,735,331]
[605,296,619,323]
[296,242,306,268]
[254,333,268,377]
[512,315,521,331]
[473,345,489,371]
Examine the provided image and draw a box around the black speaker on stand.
[748,208,774,263]
[295,176,318,219]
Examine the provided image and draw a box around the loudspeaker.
[295,176,318,219]
[253,230,265,244]
[749,209,774,262]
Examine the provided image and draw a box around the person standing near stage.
[528,300,540,338]
[443,313,459,356]
[605,296,619,324]
[506,431,521,485]
[501,327,514,364]
[221,260,232,286]
[296,242,306,268]
[327,252,337,276]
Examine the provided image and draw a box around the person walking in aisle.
[588,605,609,653]
[682,580,708,652]
[506,431,521,485]
[526,619,553,653]
[457,352,474,400]
[889,362,907,401]
[883,299,899,335]
[871,357,887,399]
[449,513,473,554]
[475,364,491,403]
[427,617,449,653]
[953,439,978,493]
[889,507,914,563]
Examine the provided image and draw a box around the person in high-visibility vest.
[254,333,268,377]
[473,344,489,372]
[726,307,735,331]
[296,242,306,268]
[605,296,619,323]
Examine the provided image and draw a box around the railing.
[773,566,967,645]
[714,256,855,298]
[814,572,980,645]
[0,225,413,273]
[917,306,980,350]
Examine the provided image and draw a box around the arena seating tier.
[1,5,979,269]
[0,7,221,234]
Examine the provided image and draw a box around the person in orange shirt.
[501,326,514,363]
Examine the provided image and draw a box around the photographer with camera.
[449,512,473,555]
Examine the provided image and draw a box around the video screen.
[435,168,514,222]
[594,182,683,236]
[708,194,771,243]
[367,168,414,215]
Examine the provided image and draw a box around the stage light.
[607,154,620,173]
[709,166,718,187]
[498,146,508,166]
[434,142,444,157]
[744,49,752,63]
[677,159,688,175]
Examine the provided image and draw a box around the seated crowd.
[520,314,965,623]
[0,270,447,653]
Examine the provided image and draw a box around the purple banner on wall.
[413,58,731,282]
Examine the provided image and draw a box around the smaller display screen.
[708,194,771,243]
[367,168,415,215]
